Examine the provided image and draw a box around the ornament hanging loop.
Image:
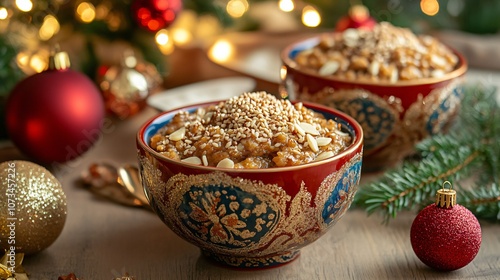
[435,181,457,208]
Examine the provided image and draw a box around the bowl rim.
[137,99,364,173]
[280,33,468,87]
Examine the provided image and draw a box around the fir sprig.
[355,84,500,222]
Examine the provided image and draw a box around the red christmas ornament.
[335,5,377,32]
[410,181,482,271]
[6,51,105,164]
[131,0,182,32]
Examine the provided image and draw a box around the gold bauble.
[99,50,162,119]
[0,161,67,255]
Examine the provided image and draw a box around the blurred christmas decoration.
[0,161,67,255]
[355,85,500,222]
[410,181,482,271]
[98,50,162,119]
[58,273,80,280]
[335,4,376,31]
[131,0,182,32]
[6,50,105,163]
[81,162,151,210]
[0,251,28,280]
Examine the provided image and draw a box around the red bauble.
[6,52,105,164]
[410,186,482,271]
[335,5,377,32]
[131,0,182,32]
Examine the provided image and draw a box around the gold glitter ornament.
[0,160,67,255]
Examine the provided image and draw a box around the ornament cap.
[48,49,71,71]
[435,181,457,208]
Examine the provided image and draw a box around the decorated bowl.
[280,34,467,171]
[136,100,363,269]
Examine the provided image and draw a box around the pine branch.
[354,84,500,223]
[459,183,500,221]
[355,134,481,223]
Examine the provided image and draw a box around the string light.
[208,39,234,63]
[76,2,96,23]
[279,0,295,12]
[226,0,249,18]
[302,5,321,27]
[15,0,33,12]
[421,0,439,16]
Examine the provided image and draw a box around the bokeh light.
[302,5,321,27]
[0,7,9,20]
[421,0,440,16]
[76,2,96,23]
[208,39,234,63]
[279,0,294,12]
[39,15,60,41]
[15,0,33,12]
[227,0,249,18]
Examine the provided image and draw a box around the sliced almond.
[202,155,208,166]
[169,127,186,141]
[299,122,320,136]
[334,129,349,137]
[294,122,306,136]
[217,158,235,168]
[315,151,334,161]
[306,134,319,152]
[318,61,340,76]
[369,61,380,76]
[316,137,332,146]
[181,156,201,165]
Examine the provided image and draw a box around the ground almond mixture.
[150,92,352,168]
[294,22,459,82]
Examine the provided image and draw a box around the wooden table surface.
[2,33,500,279]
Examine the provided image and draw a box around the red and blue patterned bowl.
[137,100,363,268]
[280,35,467,171]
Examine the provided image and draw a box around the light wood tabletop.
[2,34,500,279]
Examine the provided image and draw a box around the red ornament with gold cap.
[6,50,105,164]
[410,181,482,271]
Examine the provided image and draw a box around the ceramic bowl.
[280,35,467,171]
[137,100,363,269]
